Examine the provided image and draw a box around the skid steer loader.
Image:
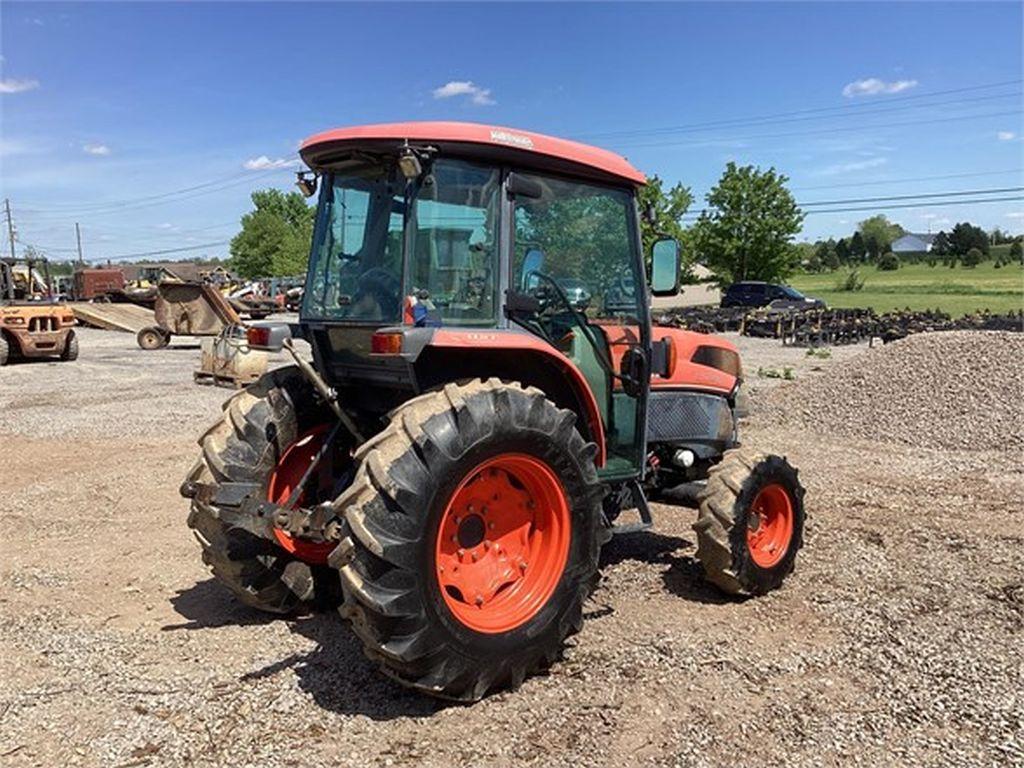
[181,122,805,701]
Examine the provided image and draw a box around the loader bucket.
[153,280,243,337]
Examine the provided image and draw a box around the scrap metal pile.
[655,306,1023,346]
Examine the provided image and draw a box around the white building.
[891,233,936,254]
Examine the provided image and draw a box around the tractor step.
[611,480,654,535]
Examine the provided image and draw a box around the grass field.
[789,261,1024,316]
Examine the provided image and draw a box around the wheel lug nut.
[457,548,465,559]
[475,595,484,606]
[488,522,494,530]
[483,540,490,550]
[519,560,527,571]
[471,552,478,562]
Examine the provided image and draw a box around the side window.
[750,284,767,297]
[512,174,640,323]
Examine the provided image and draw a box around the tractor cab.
[293,122,680,480]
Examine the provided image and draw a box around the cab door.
[508,171,648,480]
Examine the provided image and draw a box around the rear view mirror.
[507,173,543,200]
[650,238,680,296]
[521,249,545,291]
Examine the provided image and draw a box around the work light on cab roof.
[182,120,806,703]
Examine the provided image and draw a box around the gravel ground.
[1,326,1021,767]
[762,331,1024,451]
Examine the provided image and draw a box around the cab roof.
[299,121,646,186]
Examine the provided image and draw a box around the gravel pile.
[763,331,1024,451]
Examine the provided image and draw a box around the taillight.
[370,332,403,354]
[4,316,25,325]
[247,326,270,347]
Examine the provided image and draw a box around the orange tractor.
[0,259,78,366]
[181,122,805,701]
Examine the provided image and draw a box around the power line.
[21,167,289,213]
[800,186,1024,207]
[103,240,232,261]
[679,187,1024,220]
[583,90,1020,142]
[790,169,1022,192]
[16,167,291,218]
[801,195,1024,215]
[578,79,1023,140]
[614,109,1023,149]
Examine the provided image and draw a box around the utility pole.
[75,222,84,266]
[4,198,16,261]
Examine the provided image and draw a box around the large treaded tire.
[332,378,604,701]
[694,449,805,596]
[184,366,338,614]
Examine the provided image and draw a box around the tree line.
[800,216,1023,273]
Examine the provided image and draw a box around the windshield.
[303,158,500,325]
[779,285,804,299]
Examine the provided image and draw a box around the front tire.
[333,379,604,701]
[0,334,8,366]
[694,449,805,595]
[60,332,79,361]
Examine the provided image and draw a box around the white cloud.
[997,131,1017,141]
[1006,211,1024,219]
[156,223,175,230]
[842,78,918,98]
[26,17,44,26]
[432,80,495,106]
[0,77,40,94]
[83,143,111,156]
[243,155,299,170]
[814,156,888,176]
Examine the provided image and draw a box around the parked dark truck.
[180,122,805,701]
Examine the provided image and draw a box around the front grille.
[647,391,733,443]
[29,317,57,332]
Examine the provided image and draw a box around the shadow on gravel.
[163,579,282,629]
[165,578,447,719]
[600,530,735,605]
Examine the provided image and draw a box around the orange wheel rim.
[746,483,795,569]
[268,425,336,565]
[435,454,571,634]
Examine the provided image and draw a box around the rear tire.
[0,334,8,366]
[694,449,805,596]
[184,366,339,613]
[60,332,79,361]
[333,379,604,701]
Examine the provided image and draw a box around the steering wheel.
[525,270,627,384]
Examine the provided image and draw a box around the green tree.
[1010,239,1023,265]
[637,175,693,261]
[689,162,804,284]
[858,215,904,261]
[230,189,315,278]
[848,231,865,263]
[931,230,949,258]
[948,221,989,258]
[962,247,982,268]
[835,237,850,264]
[877,251,900,271]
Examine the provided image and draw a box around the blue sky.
[1,1,1021,262]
